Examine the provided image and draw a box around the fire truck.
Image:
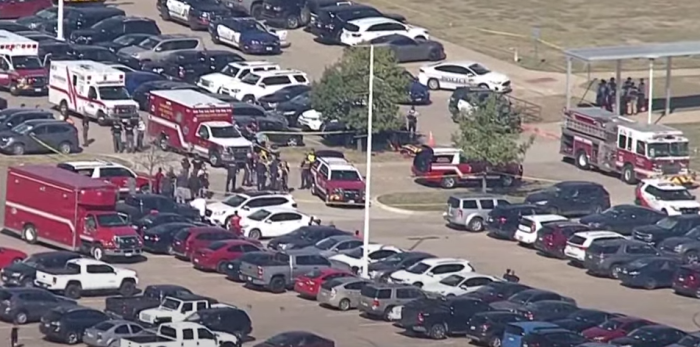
[560,107,691,184]
[48,60,139,125]
[0,31,47,96]
[148,89,252,166]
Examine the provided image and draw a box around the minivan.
[358,283,424,321]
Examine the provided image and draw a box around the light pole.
[57,0,65,41]
[360,45,374,279]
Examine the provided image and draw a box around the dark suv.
[401,297,492,339]
[0,108,54,132]
[0,288,75,324]
[0,119,79,155]
[633,215,700,246]
[308,4,400,40]
[1,251,81,287]
[583,239,658,278]
[38,7,126,38]
[261,0,343,29]
[485,204,548,240]
[69,16,161,45]
[673,264,700,298]
[524,181,611,217]
[40,306,109,344]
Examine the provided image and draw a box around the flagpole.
[360,45,374,279]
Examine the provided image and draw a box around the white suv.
[637,179,700,215]
[205,191,297,228]
[514,214,568,245]
[422,273,500,297]
[564,231,626,264]
[389,258,474,288]
[240,207,314,240]
[196,61,280,94]
[328,244,402,273]
[229,69,310,102]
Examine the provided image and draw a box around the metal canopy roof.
[565,41,700,62]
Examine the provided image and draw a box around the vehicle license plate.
[349,200,355,204]
[248,276,253,281]
[125,253,133,257]
[266,47,272,51]
[34,88,42,92]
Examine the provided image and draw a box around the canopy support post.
[565,57,572,110]
[665,57,672,116]
[648,59,655,124]
[615,60,621,115]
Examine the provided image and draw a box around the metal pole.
[57,0,64,41]
[615,60,621,115]
[665,57,672,116]
[360,45,374,279]
[565,57,571,110]
[648,59,654,124]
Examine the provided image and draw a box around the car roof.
[554,181,603,188]
[236,191,291,198]
[450,193,500,199]
[366,282,415,289]
[157,34,200,40]
[431,60,478,68]
[71,45,110,51]
[347,16,400,27]
[508,321,559,329]
[430,147,460,154]
[522,215,567,222]
[455,272,496,280]
[593,238,639,246]
[21,119,68,126]
[334,276,367,284]
[322,235,358,242]
[68,258,109,266]
[643,179,688,190]
[573,231,623,239]
[419,257,469,266]
[59,160,127,169]
[228,60,278,68]
[256,206,302,214]
[249,69,305,77]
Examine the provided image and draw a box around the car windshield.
[599,319,622,330]
[330,170,361,181]
[677,335,700,347]
[601,207,623,217]
[11,123,33,135]
[223,195,246,207]
[221,65,240,78]
[209,125,241,138]
[290,92,310,105]
[508,291,534,305]
[315,238,338,250]
[22,255,42,267]
[686,227,700,239]
[406,262,430,274]
[265,334,293,346]
[381,253,406,264]
[138,38,161,49]
[98,86,130,100]
[12,56,42,70]
[96,214,128,227]
[653,187,694,201]
[92,322,115,331]
[468,63,491,75]
[247,209,271,221]
[439,275,465,287]
[241,73,261,85]
[36,8,57,19]
[92,18,118,31]
[656,218,678,230]
[161,298,180,310]
[629,329,658,342]
[241,20,267,32]
[648,142,690,158]
[115,35,143,45]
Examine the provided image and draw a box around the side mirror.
[242,206,250,211]
[265,219,272,224]
[259,83,266,89]
[154,46,163,52]
[426,272,434,277]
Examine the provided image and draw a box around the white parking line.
[358,322,390,327]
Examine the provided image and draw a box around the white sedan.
[421,273,501,297]
[297,109,324,131]
[240,207,314,240]
[339,17,429,47]
[328,244,403,273]
[417,61,511,92]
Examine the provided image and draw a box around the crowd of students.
[596,77,648,115]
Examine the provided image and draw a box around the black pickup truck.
[104,285,193,321]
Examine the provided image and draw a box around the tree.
[451,94,534,191]
[133,145,176,191]
[311,46,409,133]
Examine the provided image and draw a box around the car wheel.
[250,3,263,18]
[11,257,22,264]
[427,78,440,90]
[382,306,394,321]
[108,341,120,347]
[610,264,623,279]
[286,14,300,29]
[269,276,286,293]
[467,217,484,232]
[65,283,82,299]
[478,83,490,90]
[576,150,590,170]
[9,83,19,96]
[249,229,262,240]
[119,280,137,296]
[65,331,80,345]
[91,245,105,261]
[428,323,447,339]
[338,298,351,311]
[217,261,228,274]
[685,251,700,264]
[287,137,299,147]
[22,224,37,244]
[58,142,72,154]
[644,278,657,290]
[211,32,221,44]
[20,277,33,287]
[12,143,24,155]
[440,175,456,189]
[208,150,221,167]
[489,336,502,347]
[500,175,514,187]
[414,36,426,41]
[13,310,28,325]
[96,111,108,126]
[242,95,255,103]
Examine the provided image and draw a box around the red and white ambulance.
[0,30,47,96]
[148,89,252,166]
[48,60,139,125]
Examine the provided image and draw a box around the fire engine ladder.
[563,118,609,139]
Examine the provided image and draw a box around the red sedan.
[0,247,27,268]
[192,240,263,273]
[582,317,654,342]
[294,268,354,298]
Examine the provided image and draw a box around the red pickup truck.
[310,155,365,207]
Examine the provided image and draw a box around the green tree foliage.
[452,94,534,173]
[311,47,409,132]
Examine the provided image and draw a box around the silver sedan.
[83,320,147,347]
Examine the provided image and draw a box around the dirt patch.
[360,0,700,72]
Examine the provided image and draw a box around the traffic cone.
[427,131,435,147]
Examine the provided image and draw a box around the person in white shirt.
[189,197,207,222]
[136,119,146,151]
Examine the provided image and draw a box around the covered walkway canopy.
[564,41,700,123]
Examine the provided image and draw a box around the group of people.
[227,148,291,194]
[104,117,147,153]
[153,157,210,203]
[596,77,647,115]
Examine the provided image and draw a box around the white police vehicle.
[196,61,280,94]
[417,61,511,92]
[209,17,289,53]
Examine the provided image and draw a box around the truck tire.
[22,224,38,244]
[90,245,105,261]
[217,261,228,274]
[242,95,255,103]
[96,111,108,126]
[119,279,137,296]
[65,282,82,299]
[65,330,80,345]
[269,276,286,293]
[208,149,222,167]
[285,14,300,29]
[622,164,637,184]
[211,31,221,44]
[575,150,590,170]
[9,83,19,96]
[382,305,394,321]
[428,323,447,339]
[59,100,70,118]
[338,298,351,311]
[467,217,484,232]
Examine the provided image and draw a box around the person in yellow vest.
[307,148,316,162]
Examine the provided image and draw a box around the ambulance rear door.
[0,56,12,87]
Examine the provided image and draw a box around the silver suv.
[444,194,510,232]
[358,283,425,321]
[117,35,204,69]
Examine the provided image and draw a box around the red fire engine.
[560,107,691,184]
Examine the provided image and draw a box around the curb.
[372,196,435,216]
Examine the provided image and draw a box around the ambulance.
[0,30,47,96]
[48,60,139,125]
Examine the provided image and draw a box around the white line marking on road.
[358,322,390,327]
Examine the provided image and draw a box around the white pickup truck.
[120,322,240,347]
[34,258,138,299]
[139,294,235,325]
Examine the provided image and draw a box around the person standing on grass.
[154,168,164,195]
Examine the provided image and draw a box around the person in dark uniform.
[607,77,617,112]
[406,106,418,140]
[81,116,89,146]
[124,120,135,153]
[225,163,238,193]
[187,173,200,202]
[243,153,254,187]
[181,158,191,173]
[637,78,647,112]
[255,159,267,191]
[280,160,290,192]
[110,121,123,153]
[269,156,280,190]
[503,269,520,283]
[596,79,608,108]
[192,157,204,174]
[299,157,311,189]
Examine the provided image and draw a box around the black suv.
[40,306,109,344]
[0,288,76,324]
[69,16,161,45]
[401,297,492,339]
[618,256,682,289]
[583,239,659,278]
[658,226,700,264]
[466,311,527,347]
[308,4,402,40]
[0,108,54,132]
[185,307,253,339]
[485,204,548,240]
[0,119,79,156]
[262,0,344,29]
[1,251,81,287]
[268,226,350,251]
[579,204,665,236]
[633,214,700,246]
[143,50,244,84]
[239,117,304,147]
[490,289,575,312]
[524,181,611,217]
[39,7,126,38]
[551,309,621,333]
[67,45,119,63]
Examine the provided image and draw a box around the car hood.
[15,69,47,78]
[524,192,551,204]
[118,45,148,57]
[368,261,394,272]
[199,73,236,85]
[634,225,668,236]
[488,300,523,312]
[209,136,252,149]
[483,71,509,83]
[579,214,607,225]
[659,236,692,249]
[1,262,34,275]
[241,30,279,43]
[326,180,365,190]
